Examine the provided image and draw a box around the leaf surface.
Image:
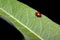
[0,0,60,40]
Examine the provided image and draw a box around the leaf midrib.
[0,8,44,40]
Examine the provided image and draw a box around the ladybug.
[35,11,42,17]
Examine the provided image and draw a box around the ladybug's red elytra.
[35,11,42,17]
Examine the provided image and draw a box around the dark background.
[0,17,24,40]
[18,0,60,25]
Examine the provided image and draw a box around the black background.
[0,18,24,40]
[18,0,60,25]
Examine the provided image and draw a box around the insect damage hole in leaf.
[0,16,25,40]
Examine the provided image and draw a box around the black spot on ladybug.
[35,11,42,17]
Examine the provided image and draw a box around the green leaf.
[0,0,60,40]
